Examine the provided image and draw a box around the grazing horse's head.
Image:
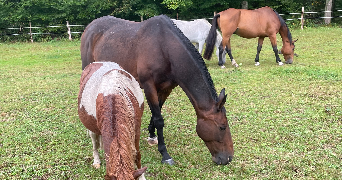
[196,89,234,165]
[281,39,297,64]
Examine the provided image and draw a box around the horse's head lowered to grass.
[195,88,233,165]
[280,39,297,64]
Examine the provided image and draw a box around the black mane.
[273,10,293,43]
[159,15,219,101]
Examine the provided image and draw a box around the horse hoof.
[93,163,101,169]
[278,62,284,66]
[220,65,226,69]
[161,158,175,165]
[147,137,158,146]
[255,62,260,66]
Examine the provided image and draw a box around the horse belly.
[235,28,262,39]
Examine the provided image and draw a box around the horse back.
[219,7,280,38]
[80,16,138,70]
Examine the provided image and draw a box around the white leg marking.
[231,59,239,67]
[89,130,101,168]
[147,137,158,146]
[138,173,146,180]
[278,62,284,66]
[220,65,226,69]
[255,62,260,66]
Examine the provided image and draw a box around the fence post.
[301,7,304,30]
[66,21,72,40]
[29,22,33,43]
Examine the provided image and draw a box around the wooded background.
[1,0,340,26]
[0,0,340,41]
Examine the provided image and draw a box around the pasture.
[0,27,341,179]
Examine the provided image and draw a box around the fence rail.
[1,7,342,41]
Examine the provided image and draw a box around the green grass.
[0,27,341,179]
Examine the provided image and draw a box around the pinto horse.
[172,19,226,65]
[78,62,147,180]
[204,6,296,67]
[81,15,234,165]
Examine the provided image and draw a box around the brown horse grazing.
[78,62,147,180]
[81,15,234,165]
[204,6,296,67]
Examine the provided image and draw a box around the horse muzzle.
[212,154,233,165]
[285,59,293,64]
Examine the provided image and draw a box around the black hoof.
[161,158,175,165]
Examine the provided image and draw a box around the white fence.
[1,21,84,42]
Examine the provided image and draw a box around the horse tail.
[204,14,220,60]
[106,94,136,180]
[273,9,292,42]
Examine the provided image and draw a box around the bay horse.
[81,15,234,165]
[172,19,226,66]
[78,62,147,180]
[204,6,296,67]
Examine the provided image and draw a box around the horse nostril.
[220,126,226,131]
[228,156,233,162]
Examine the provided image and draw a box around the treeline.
[0,0,341,30]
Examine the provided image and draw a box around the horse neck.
[278,25,291,46]
[171,49,218,115]
[105,94,136,179]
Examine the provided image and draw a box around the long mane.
[159,15,219,101]
[273,9,293,42]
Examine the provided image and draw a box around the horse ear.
[133,166,147,179]
[217,88,227,110]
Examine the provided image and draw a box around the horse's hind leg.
[224,39,238,68]
[89,130,101,168]
[255,37,265,66]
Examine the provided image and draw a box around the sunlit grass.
[0,27,341,179]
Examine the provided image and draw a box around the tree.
[324,0,333,24]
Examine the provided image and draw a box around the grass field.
[0,27,341,179]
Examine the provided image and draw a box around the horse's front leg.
[269,35,283,65]
[218,44,226,68]
[198,40,205,55]
[144,84,174,165]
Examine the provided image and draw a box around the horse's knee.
[154,119,164,129]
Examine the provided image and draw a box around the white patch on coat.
[80,62,144,118]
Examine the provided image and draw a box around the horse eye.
[219,126,226,131]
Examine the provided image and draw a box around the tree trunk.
[241,1,248,9]
[325,0,333,24]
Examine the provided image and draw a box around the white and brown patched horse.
[78,62,147,180]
